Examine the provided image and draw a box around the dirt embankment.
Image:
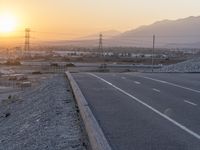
[159,57,200,72]
[0,74,88,150]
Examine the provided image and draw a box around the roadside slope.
[0,74,88,150]
[159,57,200,72]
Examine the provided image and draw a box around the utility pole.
[7,49,10,60]
[24,28,30,57]
[99,33,103,55]
[99,33,105,69]
[152,34,155,72]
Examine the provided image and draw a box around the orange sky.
[0,0,200,43]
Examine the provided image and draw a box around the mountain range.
[44,16,200,48]
[114,16,200,48]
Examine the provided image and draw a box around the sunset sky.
[0,0,200,42]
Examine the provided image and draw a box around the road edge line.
[65,72,112,150]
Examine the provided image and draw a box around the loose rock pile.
[159,57,200,72]
[0,74,88,150]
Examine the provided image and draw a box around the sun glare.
[0,13,17,33]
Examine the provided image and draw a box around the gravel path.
[0,74,88,150]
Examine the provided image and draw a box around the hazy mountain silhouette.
[40,30,121,47]
[43,16,200,48]
[112,16,200,48]
[77,30,121,40]
[121,16,200,37]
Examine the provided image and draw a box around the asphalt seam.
[65,72,112,150]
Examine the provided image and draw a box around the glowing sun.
[0,13,17,33]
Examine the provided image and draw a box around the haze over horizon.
[1,0,200,44]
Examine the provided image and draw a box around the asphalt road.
[72,72,200,150]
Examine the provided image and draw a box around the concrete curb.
[65,72,112,150]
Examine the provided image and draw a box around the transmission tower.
[24,28,30,55]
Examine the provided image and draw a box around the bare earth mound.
[159,57,200,72]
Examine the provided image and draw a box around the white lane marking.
[134,81,141,85]
[89,73,200,140]
[120,76,141,84]
[153,88,161,93]
[184,100,197,106]
[121,77,126,80]
[142,76,200,94]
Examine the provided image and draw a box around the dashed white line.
[184,100,197,106]
[121,76,141,85]
[89,73,200,140]
[142,76,200,94]
[134,81,141,84]
[153,88,161,93]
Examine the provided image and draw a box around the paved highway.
[72,72,200,150]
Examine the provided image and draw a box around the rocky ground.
[0,74,89,150]
[158,57,200,72]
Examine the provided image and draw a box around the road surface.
[72,72,200,150]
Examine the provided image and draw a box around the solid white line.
[153,88,161,93]
[184,100,197,106]
[89,73,200,140]
[134,81,141,85]
[142,76,200,94]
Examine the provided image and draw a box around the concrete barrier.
[65,71,112,150]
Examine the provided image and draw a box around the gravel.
[158,57,200,72]
[0,74,88,150]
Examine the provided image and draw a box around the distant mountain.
[39,30,121,47]
[164,42,200,49]
[111,16,200,48]
[39,39,98,47]
[40,16,200,48]
[77,30,121,40]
